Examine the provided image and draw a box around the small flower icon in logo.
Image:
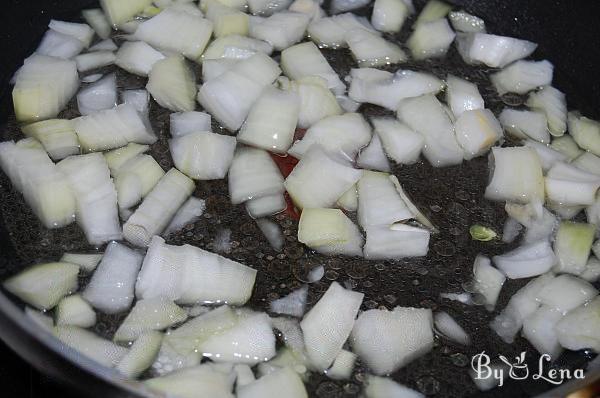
[499,352,529,380]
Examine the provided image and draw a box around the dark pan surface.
[1,1,600,397]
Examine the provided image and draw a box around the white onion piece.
[433,311,471,345]
[238,87,300,154]
[50,20,94,47]
[99,0,153,27]
[364,224,430,259]
[553,221,595,275]
[522,139,567,172]
[3,262,79,310]
[336,94,360,113]
[202,58,238,81]
[60,253,103,273]
[346,28,407,67]
[114,297,187,342]
[74,51,116,73]
[198,53,281,131]
[454,109,502,160]
[365,376,425,398]
[35,29,85,59]
[235,364,256,389]
[89,39,117,53]
[170,131,236,180]
[537,274,598,313]
[119,20,141,34]
[445,74,484,117]
[449,10,485,33]
[147,56,197,112]
[121,90,150,121]
[456,32,537,68]
[246,194,286,219]
[493,240,556,279]
[371,0,411,33]
[168,1,205,16]
[300,282,363,370]
[170,112,212,138]
[288,112,371,161]
[74,104,157,152]
[81,73,103,83]
[484,146,544,204]
[116,331,163,379]
[548,202,583,220]
[550,135,583,161]
[289,0,325,22]
[57,153,122,244]
[238,367,307,398]
[281,42,345,95]
[545,162,600,206]
[206,1,249,38]
[331,0,370,13]
[357,133,391,172]
[82,242,143,314]
[314,215,364,258]
[526,86,567,136]
[587,193,600,226]
[202,35,273,60]
[415,0,451,25]
[408,18,456,60]
[77,73,117,115]
[82,9,112,39]
[499,109,551,143]
[522,305,564,359]
[115,41,165,77]
[270,319,306,355]
[0,142,76,228]
[248,0,293,16]
[163,197,206,236]
[145,364,235,398]
[250,12,310,51]
[390,179,435,233]
[357,171,412,227]
[351,307,433,375]
[114,154,165,210]
[493,60,554,96]
[280,76,342,128]
[573,152,600,176]
[104,143,149,174]
[471,254,505,311]
[397,94,463,167]
[200,312,275,365]
[336,184,358,212]
[134,9,213,60]
[325,350,356,380]
[55,326,129,367]
[555,297,600,352]
[568,112,600,156]
[123,169,194,247]
[502,217,522,243]
[25,307,54,331]
[372,117,424,165]
[256,218,285,252]
[298,208,351,247]
[308,13,378,49]
[228,147,284,204]
[21,119,80,161]
[270,286,308,318]
[56,294,96,328]
[284,146,363,209]
[580,257,600,283]
[12,55,79,122]
[440,292,473,305]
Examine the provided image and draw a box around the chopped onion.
[456,32,537,68]
[330,0,370,13]
[57,153,122,244]
[281,42,345,95]
[351,306,433,375]
[163,197,206,236]
[471,254,505,310]
[580,257,600,283]
[289,0,325,22]
[358,171,412,227]
[300,282,363,370]
[484,146,545,204]
[449,10,486,33]
[246,194,286,219]
[56,294,96,328]
[12,54,79,122]
[74,51,116,72]
[308,13,378,49]
[0,142,76,228]
[357,133,391,172]
[248,0,293,16]
[234,364,256,389]
[256,218,285,252]
[250,12,310,51]
[408,18,456,60]
[103,142,149,174]
[573,152,600,176]
[123,169,194,247]
[363,224,430,259]
[114,154,165,210]
[548,202,583,220]
[279,76,342,128]
[237,87,300,154]
[81,73,103,83]
[122,89,150,118]
[270,318,306,354]
[314,214,363,257]
[48,20,93,47]
[522,305,564,359]
[445,74,484,117]
[555,296,600,352]
[82,9,112,39]
[202,58,238,81]
[170,131,236,180]
[550,135,584,160]
[434,311,471,345]
[206,1,250,38]
[454,109,502,160]
[298,208,350,246]
[60,252,103,273]
[493,240,556,279]
[228,147,284,204]
[371,0,411,33]
[284,146,363,209]
[336,184,358,212]
[522,139,567,172]
[545,162,600,206]
[238,367,307,398]
[74,104,157,152]
[325,349,356,380]
[371,117,424,164]
[55,326,129,367]
[202,34,273,60]
[568,111,600,157]
[99,0,153,27]
[536,274,597,313]
[35,29,85,59]
[147,56,197,112]
[270,285,308,317]
[365,375,425,398]
[414,0,451,26]
[134,8,213,60]
[491,60,553,95]
[77,73,117,115]
[502,217,522,243]
[116,331,163,378]
[21,119,80,161]
[288,112,371,161]
[82,242,143,314]
[145,364,235,398]
[346,28,407,67]
[526,86,567,136]
[397,94,463,167]
[115,41,165,77]
[553,221,595,275]
[3,262,79,310]
[170,111,212,137]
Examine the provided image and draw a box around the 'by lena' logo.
[471,351,585,386]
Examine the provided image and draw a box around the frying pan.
[0,0,599,397]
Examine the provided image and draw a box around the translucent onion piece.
[580,257,600,283]
[122,89,150,118]
[363,224,430,259]
[280,76,342,128]
[82,242,143,314]
[346,28,407,67]
[449,10,486,33]
[408,18,455,60]
[163,197,206,236]
[522,305,564,359]
[60,252,103,273]
[250,12,310,51]
[56,294,96,328]
[248,0,293,16]
[298,208,350,247]
[568,112,600,157]
[371,117,423,165]
[454,109,502,160]
[49,19,94,47]
[202,35,273,60]
[493,240,556,279]
[116,331,163,379]
[325,349,356,380]
[229,147,284,204]
[99,0,153,27]
[573,152,600,176]
[351,306,433,375]
[445,74,484,117]
[246,194,286,219]
[414,0,451,26]
[550,135,583,161]
[492,60,554,96]
[330,0,370,13]
[147,56,197,112]
[103,143,149,174]
[526,86,567,136]
[114,297,187,342]
[115,41,165,77]
[357,171,412,227]
[74,51,116,72]
[522,139,567,172]
[336,184,358,212]
[536,274,598,313]
[237,367,307,398]
[21,118,80,161]
[77,73,117,115]
[545,162,600,206]
[206,1,250,38]
[55,326,129,367]
[433,311,471,345]
[501,107,553,143]
[114,154,165,210]
[289,0,325,22]
[553,221,595,275]
[555,296,600,352]
[308,13,378,49]
[371,0,411,33]
[270,286,308,317]
[81,73,103,83]
[365,375,425,398]
[471,255,505,311]
[170,131,237,180]
[456,32,537,68]
[170,111,212,138]
[357,133,391,172]
[144,364,235,398]
[35,29,85,59]
[202,58,239,81]
[314,214,364,257]
[256,218,285,252]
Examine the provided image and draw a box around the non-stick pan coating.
[0,1,599,397]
